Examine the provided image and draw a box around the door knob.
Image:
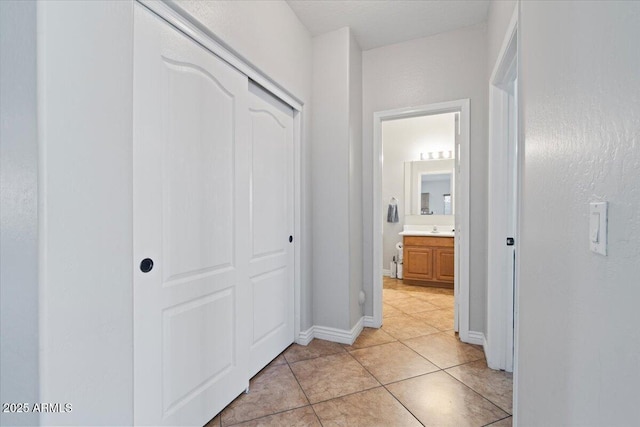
[140,258,154,273]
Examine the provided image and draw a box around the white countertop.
[399,231,455,237]
[399,225,455,237]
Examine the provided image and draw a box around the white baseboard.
[382,269,391,277]
[465,330,485,346]
[296,327,314,346]
[363,315,379,328]
[483,334,490,358]
[296,318,367,346]
[314,317,364,345]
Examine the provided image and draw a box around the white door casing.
[487,7,518,372]
[247,82,295,377]
[454,112,461,332]
[506,79,518,372]
[133,4,251,425]
[372,100,470,341]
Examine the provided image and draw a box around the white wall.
[487,0,516,78]
[0,2,39,426]
[363,24,488,331]
[311,27,364,332]
[348,31,364,327]
[311,28,350,330]
[37,2,134,424]
[517,1,640,424]
[381,115,456,271]
[174,0,315,332]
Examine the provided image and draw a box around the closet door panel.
[247,83,295,377]
[133,4,250,426]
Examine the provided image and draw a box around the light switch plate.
[589,202,608,255]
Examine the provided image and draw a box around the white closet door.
[247,83,295,377]
[133,4,251,426]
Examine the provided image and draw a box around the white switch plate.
[589,202,608,255]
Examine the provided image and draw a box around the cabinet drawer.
[403,236,454,247]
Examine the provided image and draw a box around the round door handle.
[140,258,154,273]
[289,235,293,243]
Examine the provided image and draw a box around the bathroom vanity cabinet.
[403,236,454,288]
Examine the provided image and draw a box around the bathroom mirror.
[404,159,455,216]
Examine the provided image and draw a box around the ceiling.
[286,0,491,50]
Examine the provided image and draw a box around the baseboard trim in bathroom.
[382,269,391,277]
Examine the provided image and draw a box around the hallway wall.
[0,2,39,426]
[362,23,488,332]
[517,1,640,424]
[310,27,364,332]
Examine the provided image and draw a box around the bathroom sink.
[399,230,455,237]
[398,225,455,237]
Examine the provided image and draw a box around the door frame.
[136,0,305,352]
[486,8,519,372]
[371,99,471,343]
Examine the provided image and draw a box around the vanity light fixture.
[421,151,454,161]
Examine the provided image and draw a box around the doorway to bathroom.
[371,99,473,344]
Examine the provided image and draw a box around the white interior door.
[247,83,294,377]
[505,78,518,372]
[133,4,251,425]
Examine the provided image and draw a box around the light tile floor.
[206,277,513,427]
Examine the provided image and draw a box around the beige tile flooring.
[206,277,513,427]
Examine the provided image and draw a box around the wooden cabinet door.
[404,247,433,280]
[435,248,455,282]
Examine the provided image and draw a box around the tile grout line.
[383,281,506,422]
[441,369,512,418]
[343,338,399,352]
[343,349,426,427]
[285,349,326,427]
[222,353,316,427]
[482,414,513,426]
[226,278,504,426]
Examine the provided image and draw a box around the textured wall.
[348,31,364,328]
[362,24,488,332]
[487,0,516,78]
[517,1,640,424]
[0,2,39,426]
[311,28,351,330]
[38,2,134,424]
